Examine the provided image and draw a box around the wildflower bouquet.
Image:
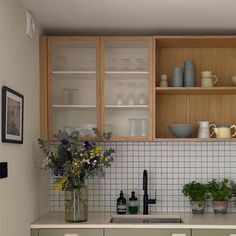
[38,130,114,191]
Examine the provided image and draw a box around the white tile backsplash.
[50,141,236,213]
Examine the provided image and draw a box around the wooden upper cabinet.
[40,35,236,141]
[40,36,100,140]
[39,36,153,141]
[100,37,154,141]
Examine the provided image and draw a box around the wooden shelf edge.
[153,138,236,142]
[155,87,236,95]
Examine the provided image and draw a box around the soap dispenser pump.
[117,191,126,214]
[128,191,139,214]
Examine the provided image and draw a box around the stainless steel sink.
[110,215,183,224]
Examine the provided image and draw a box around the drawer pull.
[172,234,186,236]
[64,234,79,236]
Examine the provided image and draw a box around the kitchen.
[1,1,236,236]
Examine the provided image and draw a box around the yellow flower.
[54,175,68,193]
[94,146,101,155]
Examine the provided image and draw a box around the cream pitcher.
[198,121,216,138]
[213,125,236,138]
[201,71,218,87]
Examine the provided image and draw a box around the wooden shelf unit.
[154,36,236,139]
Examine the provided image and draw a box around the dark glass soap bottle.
[117,191,126,214]
[128,191,139,214]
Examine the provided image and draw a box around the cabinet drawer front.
[39,229,103,236]
[193,229,236,236]
[105,229,191,236]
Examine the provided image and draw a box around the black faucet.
[143,169,156,215]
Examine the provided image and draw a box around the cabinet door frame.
[100,36,154,141]
[41,36,101,140]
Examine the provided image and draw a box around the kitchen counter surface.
[31,212,236,229]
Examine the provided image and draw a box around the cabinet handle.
[172,234,186,236]
[64,234,79,236]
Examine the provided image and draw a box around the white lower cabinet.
[105,229,191,236]
[32,229,103,236]
[192,229,236,236]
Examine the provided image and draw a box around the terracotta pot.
[212,200,228,214]
[233,200,236,208]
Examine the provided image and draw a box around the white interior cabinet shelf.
[52,71,96,74]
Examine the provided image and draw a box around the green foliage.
[207,178,231,201]
[38,129,115,191]
[182,181,208,202]
[230,180,236,197]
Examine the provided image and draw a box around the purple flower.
[91,156,99,163]
[83,141,91,150]
[53,169,64,176]
[61,138,68,145]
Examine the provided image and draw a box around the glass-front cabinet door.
[47,37,100,140]
[101,37,153,140]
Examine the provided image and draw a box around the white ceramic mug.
[213,125,236,138]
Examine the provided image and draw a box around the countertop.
[31,212,236,229]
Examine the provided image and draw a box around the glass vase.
[65,183,88,222]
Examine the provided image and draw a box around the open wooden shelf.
[155,87,236,95]
[154,36,236,139]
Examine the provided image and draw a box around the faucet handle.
[147,190,157,204]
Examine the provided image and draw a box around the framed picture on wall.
[1,86,24,144]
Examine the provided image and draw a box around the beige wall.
[0,0,45,235]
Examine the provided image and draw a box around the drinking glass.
[137,93,147,105]
[129,119,137,136]
[126,93,136,105]
[120,58,131,71]
[135,58,146,71]
[61,88,70,105]
[108,58,118,71]
[115,93,125,105]
[138,119,148,136]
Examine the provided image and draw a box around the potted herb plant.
[207,178,231,214]
[182,181,208,214]
[230,180,236,208]
[38,129,114,222]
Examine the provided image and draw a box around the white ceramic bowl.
[231,76,236,86]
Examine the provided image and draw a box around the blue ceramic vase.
[184,60,195,87]
[172,67,183,87]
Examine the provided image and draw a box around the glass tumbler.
[138,119,148,136]
[129,119,137,136]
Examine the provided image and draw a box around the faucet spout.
[143,169,156,215]
[143,169,148,194]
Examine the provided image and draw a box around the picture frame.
[2,86,24,144]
